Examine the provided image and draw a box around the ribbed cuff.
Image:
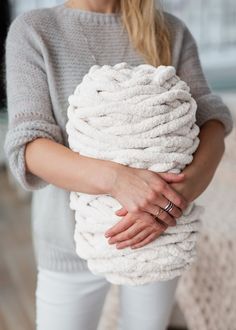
[196,94,234,137]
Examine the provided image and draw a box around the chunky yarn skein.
[66,62,204,286]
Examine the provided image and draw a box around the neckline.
[55,4,122,24]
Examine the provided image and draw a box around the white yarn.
[66,62,204,286]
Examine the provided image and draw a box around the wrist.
[72,153,122,195]
[98,160,123,195]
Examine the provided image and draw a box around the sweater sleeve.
[4,15,64,191]
[176,23,234,137]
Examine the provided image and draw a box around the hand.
[109,165,189,220]
[105,210,170,249]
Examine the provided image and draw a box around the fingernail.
[105,233,109,237]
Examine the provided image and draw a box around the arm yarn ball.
[66,62,204,285]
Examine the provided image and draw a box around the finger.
[141,206,175,227]
[116,228,153,249]
[156,219,169,231]
[143,193,177,226]
[115,207,128,216]
[167,204,182,219]
[139,192,170,217]
[131,232,161,249]
[161,184,188,211]
[158,172,185,183]
[154,201,182,220]
[108,223,145,244]
[115,220,166,249]
[105,216,134,238]
[148,205,176,226]
[157,208,176,227]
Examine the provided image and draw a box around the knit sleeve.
[176,23,233,137]
[4,14,64,191]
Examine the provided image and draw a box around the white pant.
[36,266,180,330]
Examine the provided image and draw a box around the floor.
[0,169,36,330]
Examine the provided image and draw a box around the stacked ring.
[164,200,174,213]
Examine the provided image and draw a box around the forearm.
[25,138,118,194]
[181,119,225,200]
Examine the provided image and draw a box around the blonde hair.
[116,0,171,66]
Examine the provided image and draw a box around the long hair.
[116,0,171,66]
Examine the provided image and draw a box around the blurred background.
[0,1,235,330]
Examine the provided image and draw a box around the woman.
[4,0,233,329]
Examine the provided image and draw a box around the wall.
[161,0,236,90]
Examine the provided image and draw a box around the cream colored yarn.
[66,62,204,285]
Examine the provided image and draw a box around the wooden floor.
[0,168,36,330]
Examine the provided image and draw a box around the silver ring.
[167,203,174,213]
[164,201,174,213]
[164,201,171,210]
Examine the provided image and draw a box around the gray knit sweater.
[4,4,233,272]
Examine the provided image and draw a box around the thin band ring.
[154,207,164,220]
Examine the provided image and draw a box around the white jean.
[36,266,180,330]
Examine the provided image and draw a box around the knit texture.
[67,62,204,284]
[177,232,236,330]
[4,4,233,272]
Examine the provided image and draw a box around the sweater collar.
[55,4,122,25]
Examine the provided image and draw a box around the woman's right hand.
[109,164,189,227]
